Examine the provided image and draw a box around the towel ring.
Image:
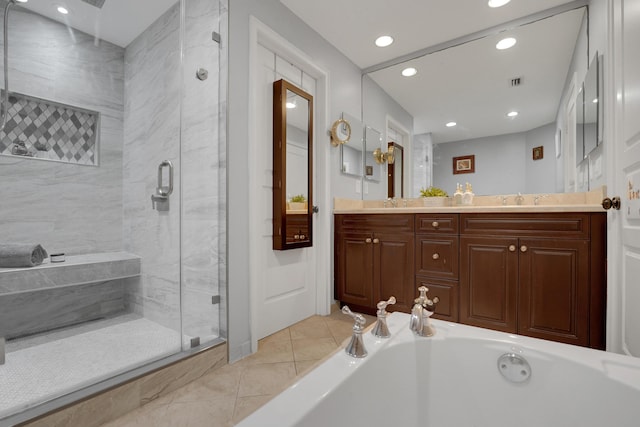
[330,118,351,147]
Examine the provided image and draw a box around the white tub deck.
[238,313,640,427]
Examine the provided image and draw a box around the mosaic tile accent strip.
[0,91,100,165]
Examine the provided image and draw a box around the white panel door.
[612,0,640,356]
[253,44,317,340]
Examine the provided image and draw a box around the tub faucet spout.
[342,306,367,358]
[410,286,439,337]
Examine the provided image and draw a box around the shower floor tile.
[0,316,181,418]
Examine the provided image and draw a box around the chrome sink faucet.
[515,192,525,205]
[533,194,549,205]
[342,306,368,357]
[409,286,439,337]
[372,296,396,338]
[383,197,397,208]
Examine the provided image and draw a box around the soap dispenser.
[462,182,474,205]
[453,183,463,205]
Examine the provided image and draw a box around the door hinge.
[212,31,221,44]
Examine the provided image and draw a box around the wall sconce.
[330,118,351,146]
[373,146,395,164]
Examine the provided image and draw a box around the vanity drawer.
[415,276,458,322]
[335,214,414,233]
[460,213,591,238]
[415,235,459,279]
[416,213,459,234]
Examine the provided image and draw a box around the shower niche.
[0,91,100,164]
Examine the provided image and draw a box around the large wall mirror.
[364,6,590,196]
[273,79,313,250]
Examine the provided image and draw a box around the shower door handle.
[157,160,174,196]
[152,160,174,211]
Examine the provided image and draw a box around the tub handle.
[341,306,368,358]
[372,296,396,338]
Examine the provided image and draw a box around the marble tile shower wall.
[123,0,226,339]
[0,6,124,255]
[123,3,182,333]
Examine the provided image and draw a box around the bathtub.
[237,312,640,427]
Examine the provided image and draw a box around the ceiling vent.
[80,0,106,8]
[510,77,522,87]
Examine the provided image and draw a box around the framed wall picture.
[453,155,475,174]
[533,146,544,160]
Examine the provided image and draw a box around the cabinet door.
[335,232,375,308]
[518,238,590,346]
[460,236,518,333]
[375,232,415,313]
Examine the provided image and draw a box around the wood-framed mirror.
[273,79,313,250]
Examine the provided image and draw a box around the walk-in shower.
[0,0,15,131]
[0,0,227,423]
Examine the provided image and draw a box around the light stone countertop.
[333,187,607,214]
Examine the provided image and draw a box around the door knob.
[432,253,440,260]
[373,238,380,244]
[431,221,439,229]
[365,238,372,243]
[520,245,528,253]
[509,245,516,252]
[602,197,621,210]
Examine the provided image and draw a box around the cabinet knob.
[365,238,372,244]
[432,253,440,260]
[431,221,439,229]
[509,245,516,252]
[520,245,528,253]
[373,238,380,244]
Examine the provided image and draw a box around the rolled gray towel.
[0,243,48,268]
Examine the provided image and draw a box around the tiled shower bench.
[0,252,141,350]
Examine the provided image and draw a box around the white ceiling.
[14,0,586,142]
[16,0,177,47]
[280,0,586,142]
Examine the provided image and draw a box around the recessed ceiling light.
[488,0,511,7]
[592,98,598,103]
[286,101,296,109]
[375,35,394,48]
[446,121,457,127]
[496,37,516,50]
[401,67,417,77]
[507,111,518,117]
[57,6,69,14]
[15,0,28,3]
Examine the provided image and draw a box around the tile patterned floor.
[101,309,375,427]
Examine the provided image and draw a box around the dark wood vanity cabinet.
[415,214,459,322]
[334,211,606,349]
[335,214,415,313]
[459,213,606,348]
